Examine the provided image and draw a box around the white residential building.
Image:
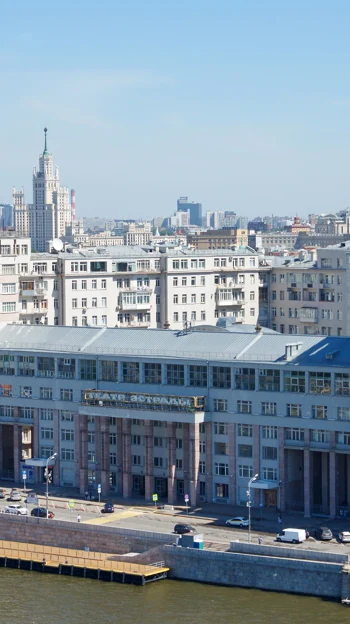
[0,243,260,330]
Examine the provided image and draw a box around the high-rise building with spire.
[13,128,72,251]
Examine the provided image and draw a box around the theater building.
[0,323,349,518]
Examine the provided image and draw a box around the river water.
[1,569,347,624]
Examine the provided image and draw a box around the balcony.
[35,287,48,296]
[299,308,318,323]
[37,370,55,378]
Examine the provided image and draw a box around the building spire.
[44,127,48,154]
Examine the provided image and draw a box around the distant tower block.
[71,189,76,221]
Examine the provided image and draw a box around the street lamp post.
[45,453,57,518]
[247,473,258,543]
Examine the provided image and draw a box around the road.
[1,494,350,554]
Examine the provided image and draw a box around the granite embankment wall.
[162,545,344,598]
[0,514,174,554]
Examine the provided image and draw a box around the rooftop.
[0,324,349,367]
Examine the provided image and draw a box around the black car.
[31,507,55,519]
[174,523,196,535]
[101,502,114,513]
[314,526,333,540]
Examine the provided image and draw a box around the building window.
[20,386,32,398]
[261,402,277,416]
[154,457,164,468]
[61,429,74,442]
[335,373,350,396]
[41,428,53,440]
[61,448,75,461]
[214,422,228,435]
[109,453,117,465]
[213,399,228,412]
[166,364,184,386]
[87,451,96,462]
[311,430,330,443]
[60,389,73,401]
[39,409,53,420]
[212,366,231,389]
[259,369,280,392]
[214,462,229,476]
[189,365,207,387]
[262,426,277,439]
[235,368,255,390]
[239,465,253,478]
[336,432,350,445]
[199,440,205,453]
[132,435,141,445]
[263,467,277,481]
[144,362,162,385]
[338,407,350,421]
[109,433,117,445]
[40,387,52,400]
[176,458,183,469]
[80,359,96,381]
[284,371,306,393]
[87,432,95,444]
[122,362,140,383]
[312,405,328,420]
[19,407,34,419]
[100,360,118,382]
[154,437,163,447]
[61,411,74,422]
[262,446,277,460]
[238,444,253,458]
[237,400,252,414]
[309,372,331,395]
[286,404,302,417]
[285,428,304,441]
[237,424,252,437]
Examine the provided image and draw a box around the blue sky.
[1,0,350,219]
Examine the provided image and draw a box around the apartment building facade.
[268,243,350,337]
[0,243,260,330]
[0,324,349,519]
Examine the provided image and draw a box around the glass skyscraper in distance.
[177,197,202,226]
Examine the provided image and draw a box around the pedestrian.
[278,515,282,525]
[84,490,88,501]
[77,514,81,523]
[89,491,92,501]
[258,536,262,545]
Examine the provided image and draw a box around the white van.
[276,528,306,544]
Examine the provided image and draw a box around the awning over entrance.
[24,457,56,468]
[250,480,279,490]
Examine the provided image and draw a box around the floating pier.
[0,540,168,585]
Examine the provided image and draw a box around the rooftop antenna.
[44,127,48,154]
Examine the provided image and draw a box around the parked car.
[174,523,196,535]
[225,516,249,528]
[314,526,333,541]
[31,507,54,519]
[101,502,114,513]
[339,531,350,543]
[276,528,306,544]
[8,489,21,502]
[5,504,28,516]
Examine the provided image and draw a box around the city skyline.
[1,2,350,218]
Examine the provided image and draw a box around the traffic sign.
[97,484,101,494]
[184,494,189,502]
[22,470,27,480]
[152,493,158,502]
